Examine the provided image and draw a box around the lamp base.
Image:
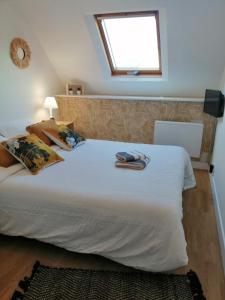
[49,107,53,119]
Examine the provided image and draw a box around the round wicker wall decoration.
[10,38,31,69]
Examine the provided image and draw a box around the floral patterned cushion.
[43,125,85,151]
[2,134,64,175]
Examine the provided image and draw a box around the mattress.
[0,139,196,271]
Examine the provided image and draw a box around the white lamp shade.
[44,97,58,109]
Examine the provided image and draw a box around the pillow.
[43,125,85,151]
[2,134,64,175]
[0,136,18,168]
[26,119,58,146]
[0,119,33,137]
[0,143,18,168]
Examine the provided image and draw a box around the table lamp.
[44,97,58,119]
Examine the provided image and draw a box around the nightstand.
[56,121,74,130]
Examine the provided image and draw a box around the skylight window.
[95,11,162,76]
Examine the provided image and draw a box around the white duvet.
[0,139,195,272]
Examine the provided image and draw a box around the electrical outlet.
[209,164,214,173]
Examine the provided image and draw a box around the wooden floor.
[0,170,224,299]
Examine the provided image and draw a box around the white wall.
[0,1,63,123]
[12,0,225,97]
[211,69,225,270]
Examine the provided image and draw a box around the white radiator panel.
[154,121,204,158]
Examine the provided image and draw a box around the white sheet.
[0,164,24,183]
[0,139,195,272]
[0,119,33,137]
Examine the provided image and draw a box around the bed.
[0,139,196,272]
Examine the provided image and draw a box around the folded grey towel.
[115,155,150,170]
[116,152,139,162]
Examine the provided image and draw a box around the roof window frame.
[95,11,162,77]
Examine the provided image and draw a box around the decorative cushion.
[0,143,18,167]
[26,119,58,146]
[2,134,64,175]
[43,125,85,151]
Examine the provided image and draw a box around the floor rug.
[11,261,205,300]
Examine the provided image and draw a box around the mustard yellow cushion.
[43,125,85,151]
[2,134,64,175]
[26,119,58,146]
[0,143,18,168]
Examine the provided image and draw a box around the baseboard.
[209,174,225,274]
[191,161,209,170]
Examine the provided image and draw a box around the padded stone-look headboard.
[56,95,216,164]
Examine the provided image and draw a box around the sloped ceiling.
[10,0,225,97]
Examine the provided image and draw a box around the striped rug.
[11,261,205,300]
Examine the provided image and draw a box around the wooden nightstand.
[56,121,74,130]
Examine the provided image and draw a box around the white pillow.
[0,119,33,137]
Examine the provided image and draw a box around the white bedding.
[0,139,195,271]
[0,119,33,137]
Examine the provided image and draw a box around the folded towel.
[115,155,150,170]
[116,151,149,162]
[116,152,139,162]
